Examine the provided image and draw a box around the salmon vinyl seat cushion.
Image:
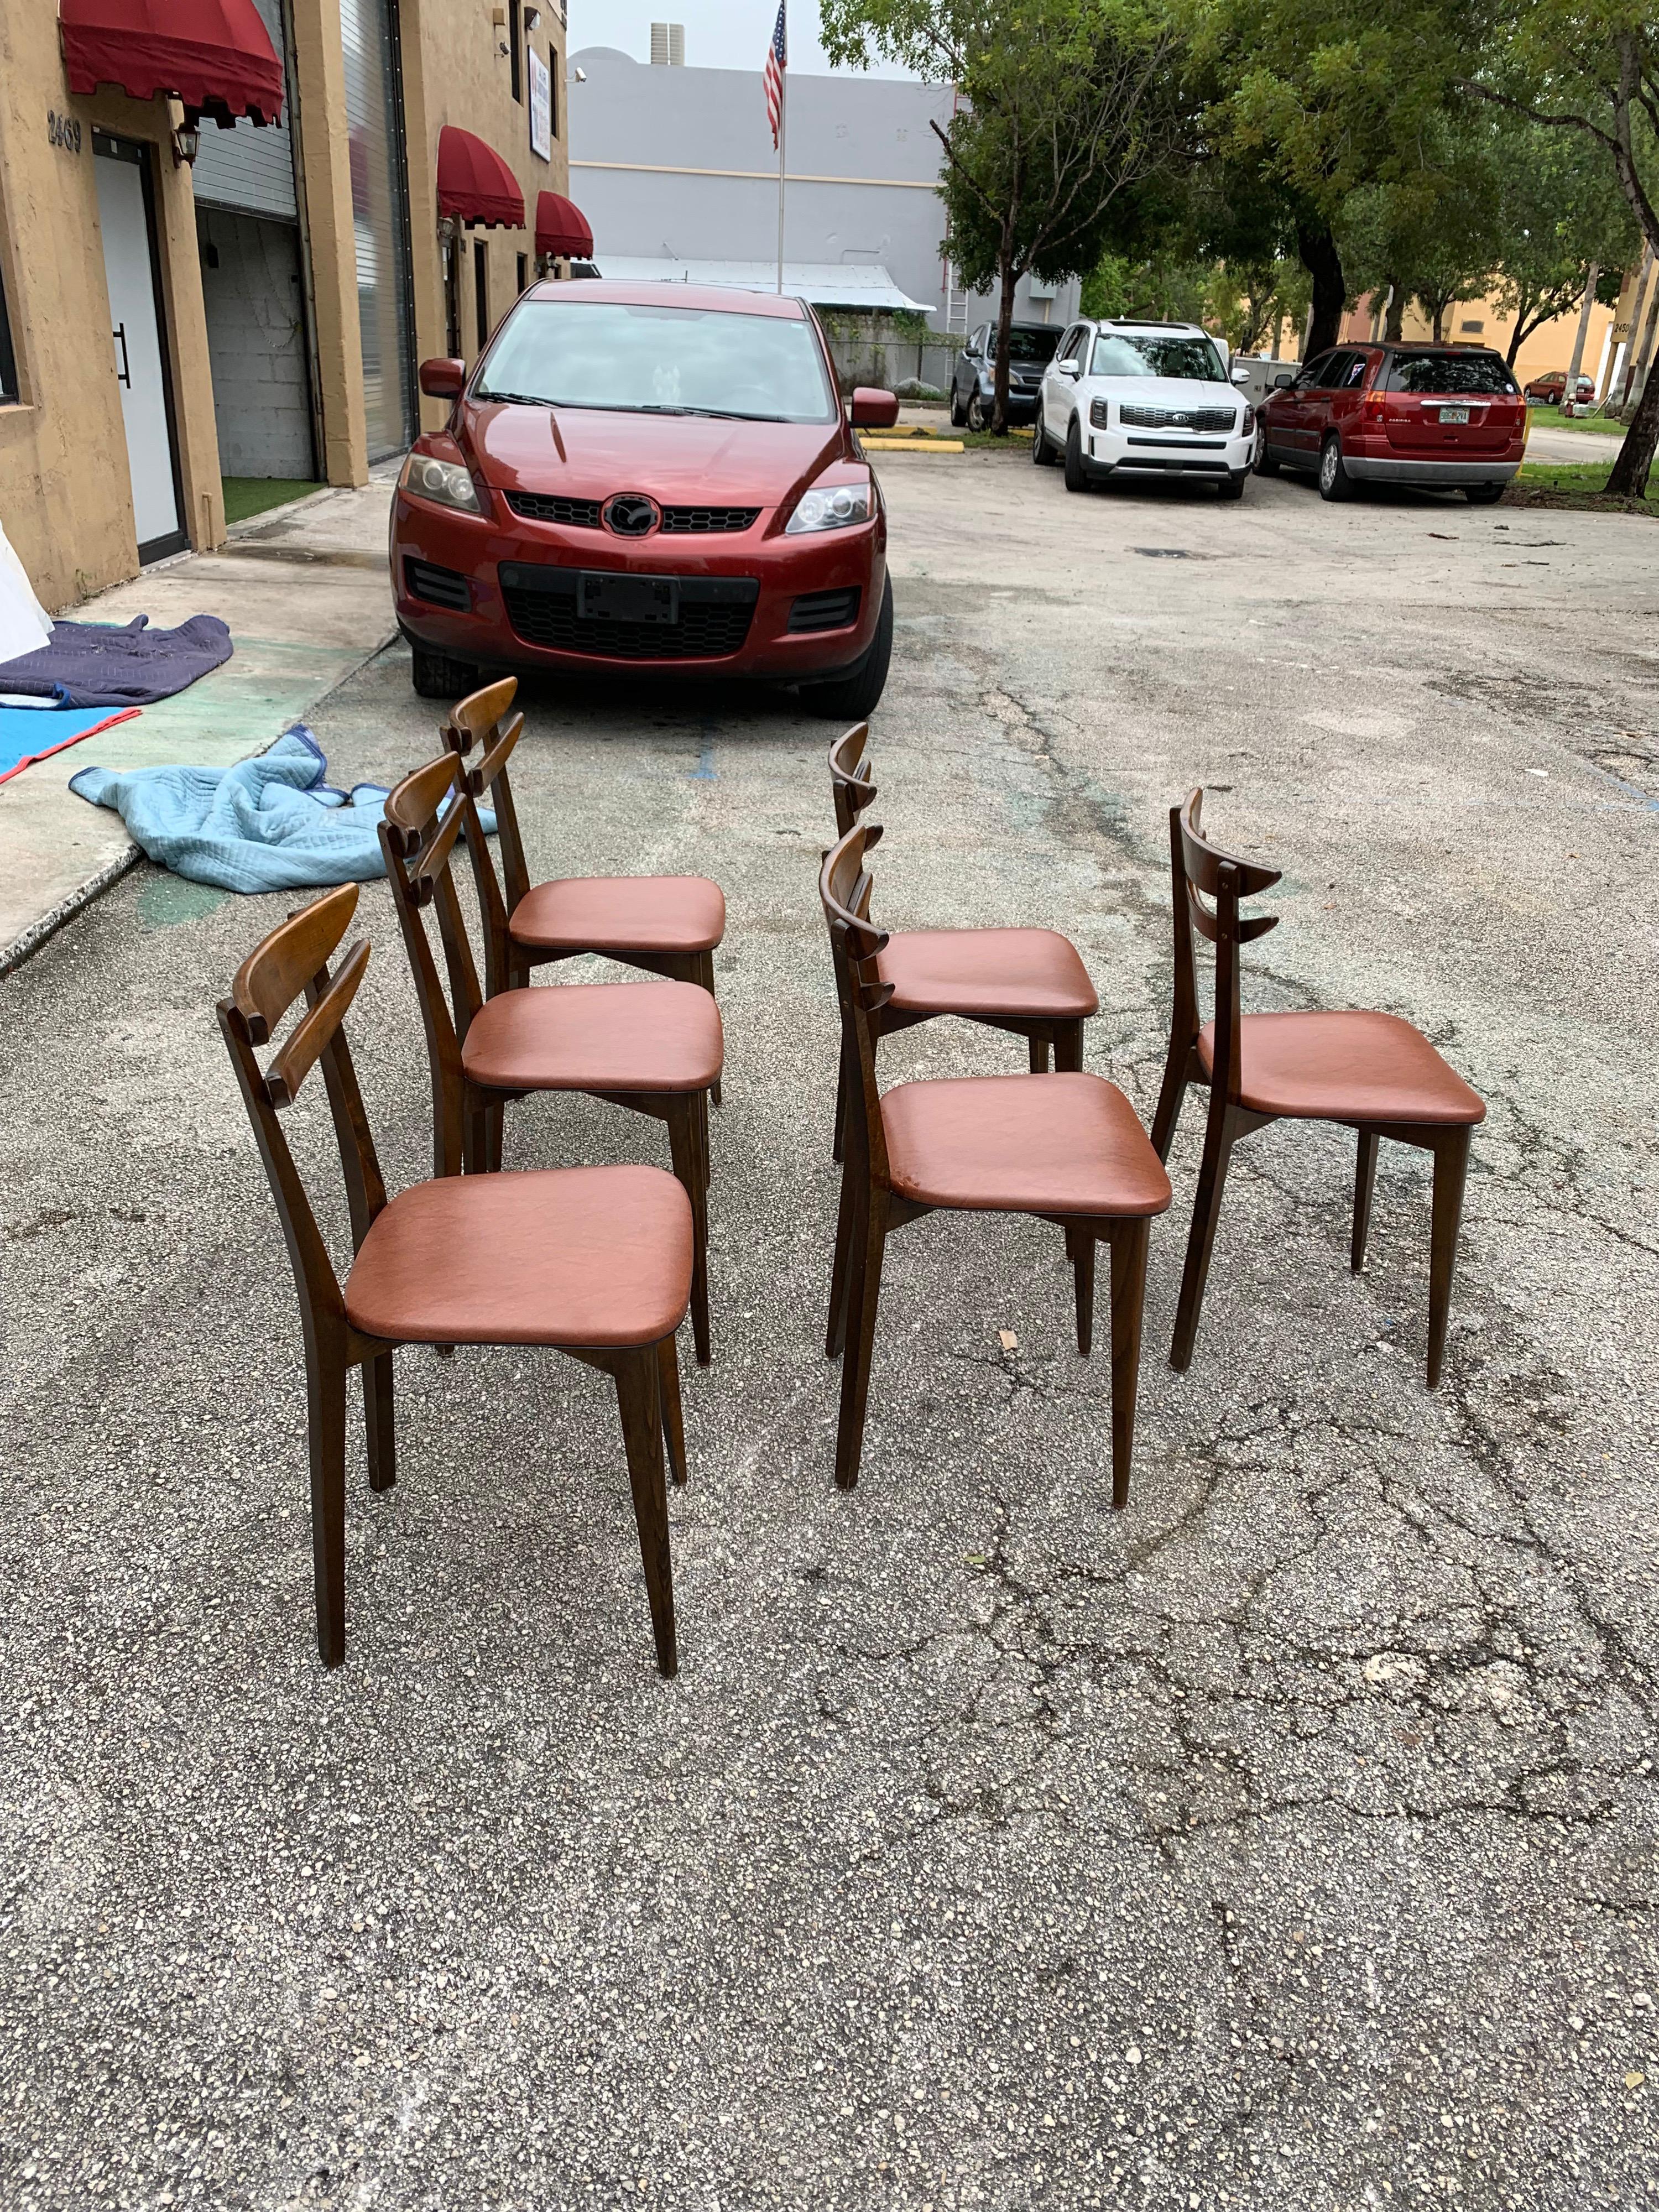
[1197,1012,1485,1126]
[876,927,1098,1019]
[345,1166,693,1347]
[461,979,723,1093]
[510,874,726,957]
[880,1072,1172,1217]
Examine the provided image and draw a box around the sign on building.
[529,47,551,163]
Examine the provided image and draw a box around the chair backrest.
[378,752,502,1175]
[217,883,387,1339]
[443,677,532,924]
[1166,788,1281,1105]
[827,721,875,839]
[819,820,896,1187]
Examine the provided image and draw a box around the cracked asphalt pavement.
[3,453,1657,2210]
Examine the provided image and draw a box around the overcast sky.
[566,1,916,76]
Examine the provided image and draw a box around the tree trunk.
[1384,282,1405,342]
[1505,299,1533,367]
[1296,220,1345,356]
[992,250,1020,436]
[1606,350,1659,497]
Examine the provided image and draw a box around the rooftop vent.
[650,22,684,64]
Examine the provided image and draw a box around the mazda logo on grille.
[604,494,660,537]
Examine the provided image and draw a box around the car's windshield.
[474,299,837,422]
[1384,351,1517,395]
[991,327,1061,363]
[1090,333,1225,381]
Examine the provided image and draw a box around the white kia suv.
[1034,319,1257,499]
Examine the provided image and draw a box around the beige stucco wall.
[0,12,225,610]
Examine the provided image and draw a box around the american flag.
[764,1,787,148]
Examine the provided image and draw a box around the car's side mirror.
[1056,358,1081,379]
[1273,371,1294,389]
[1231,363,1251,384]
[420,357,467,399]
[849,387,900,429]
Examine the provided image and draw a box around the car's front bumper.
[1085,427,1255,477]
[390,492,886,679]
[973,385,1041,420]
[1343,455,1522,485]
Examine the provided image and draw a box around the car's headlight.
[399,451,484,515]
[1089,398,1110,430]
[1241,405,1256,435]
[785,474,873,535]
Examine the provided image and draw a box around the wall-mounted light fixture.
[524,7,542,29]
[171,122,201,166]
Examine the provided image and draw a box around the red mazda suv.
[391,279,900,714]
[1257,342,1526,502]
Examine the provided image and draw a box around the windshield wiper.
[477,390,553,406]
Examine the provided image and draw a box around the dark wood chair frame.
[1150,789,1473,1389]
[216,884,687,1674]
[378,749,714,1366]
[443,677,722,1105]
[826,722,1086,1165]
[823,822,1153,1506]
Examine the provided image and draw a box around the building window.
[0,244,17,403]
[551,67,559,140]
[474,239,489,356]
[517,252,529,295]
[509,2,523,102]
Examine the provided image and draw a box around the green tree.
[820,0,1188,430]
[1456,2,1659,490]
[1486,120,1637,364]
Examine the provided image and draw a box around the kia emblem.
[604,493,660,537]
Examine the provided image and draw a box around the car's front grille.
[660,504,761,534]
[498,562,759,661]
[504,491,604,528]
[403,556,471,611]
[788,587,861,634]
[1117,405,1237,432]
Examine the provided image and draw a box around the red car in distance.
[1257,342,1526,503]
[392,280,899,714]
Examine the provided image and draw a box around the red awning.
[59,0,284,128]
[436,126,524,229]
[535,191,593,260]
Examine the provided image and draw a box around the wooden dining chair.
[378,751,719,1366]
[821,821,1171,1503]
[217,884,691,1674]
[824,722,1100,1160]
[444,677,726,1103]
[1150,789,1485,1387]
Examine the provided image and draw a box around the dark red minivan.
[1258,343,1526,503]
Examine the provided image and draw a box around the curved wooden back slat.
[827,721,875,838]
[446,675,519,754]
[232,882,359,1044]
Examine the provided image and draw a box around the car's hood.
[1081,375,1240,410]
[462,401,846,509]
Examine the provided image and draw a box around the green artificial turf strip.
[221,477,323,525]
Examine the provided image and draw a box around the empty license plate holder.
[580,572,678,625]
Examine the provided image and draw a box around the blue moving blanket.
[70,727,493,894]
[0,614,233,706]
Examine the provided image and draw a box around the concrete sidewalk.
[0,481,397,974]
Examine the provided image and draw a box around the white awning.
[591,257,935,317]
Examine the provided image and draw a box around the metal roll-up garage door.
[341,0,418,458]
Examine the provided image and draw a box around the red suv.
[1257,343,1526,503]
[391,279,899,713]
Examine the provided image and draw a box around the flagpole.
[776,65,787,293]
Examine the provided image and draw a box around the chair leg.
[304,1341,348,1667]
[1069,1226,1095,1355]
[667,1097,711,1368]
[1170,1099,1239,1373]
[463,1104,491,1176]
[1055,1020,1085,1074]
[834,1186,888,1491]
[363,1350,397,1494]
[832,1024,850,1165]
[1108,1218,1151,1510]
[1150,1039,1191,1165]
[1427,1126,1471,1391]
[613,1347,678,1677]
[1352,1129,1380,1272]
[826,1150,860,1359]
[1029,1035,1051,1074]
[656,1330,688,1486]
[697,951,722,1109]
[486,1102,505,1174]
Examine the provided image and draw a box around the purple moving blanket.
[0,614,232,706]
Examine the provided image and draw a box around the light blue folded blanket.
[70,727,492,894]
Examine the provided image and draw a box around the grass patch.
[222,476,323,525]
[1508,458,1656,515]
[1525,405,1626,437]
